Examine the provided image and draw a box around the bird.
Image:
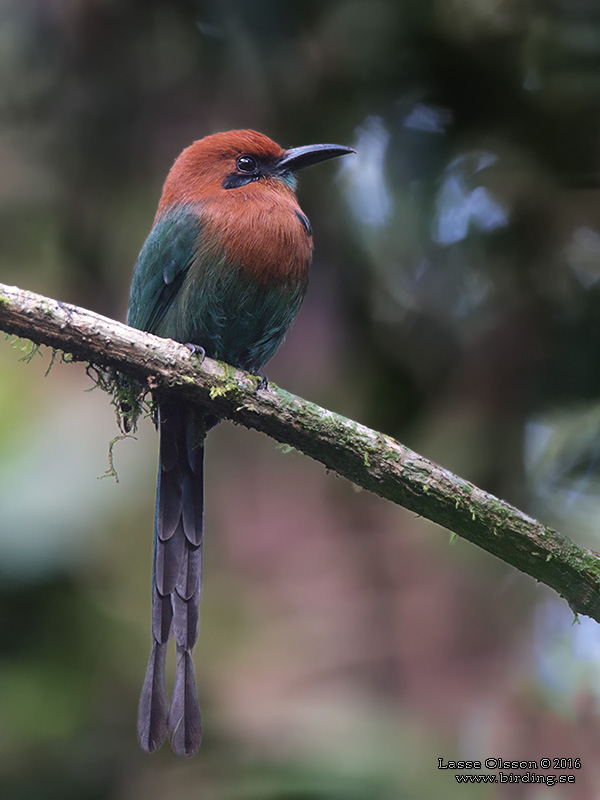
[127,129,354,757]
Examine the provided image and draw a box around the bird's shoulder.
[127,204,203,333]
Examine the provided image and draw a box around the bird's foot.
[184,343,206,361]
[255,373,269,391]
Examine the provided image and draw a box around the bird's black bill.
[276,143,355,174]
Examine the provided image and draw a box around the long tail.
[137,401,205,757]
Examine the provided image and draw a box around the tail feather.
[156,429,183,540]
[182,469,204,546]
[137,401,205,757]
[154,519,185,595]
[172,589,200,649]
[176,540,203,600]
[158,420,180,470]
[137,641,168,753]
[151,586,173,643]
[167,648,202,757]
[156,474,183,540]
[181,413,204,546]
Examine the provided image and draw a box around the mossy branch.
[2,281,600,621]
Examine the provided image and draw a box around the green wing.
[127,207,201,336]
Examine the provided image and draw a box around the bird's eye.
[236,155,258,173]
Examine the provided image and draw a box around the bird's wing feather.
[127,206,202,335]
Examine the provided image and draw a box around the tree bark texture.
[2,281,600,621]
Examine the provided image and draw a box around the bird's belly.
[161,264,307,373]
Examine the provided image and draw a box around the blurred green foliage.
[2,0,600,797]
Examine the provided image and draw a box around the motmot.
[127,129,353,757]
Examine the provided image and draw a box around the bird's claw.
[184,343,206,361]
[255,373,269,391]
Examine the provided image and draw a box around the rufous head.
[157,129,354,213]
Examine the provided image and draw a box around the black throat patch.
[222,173,261,190]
